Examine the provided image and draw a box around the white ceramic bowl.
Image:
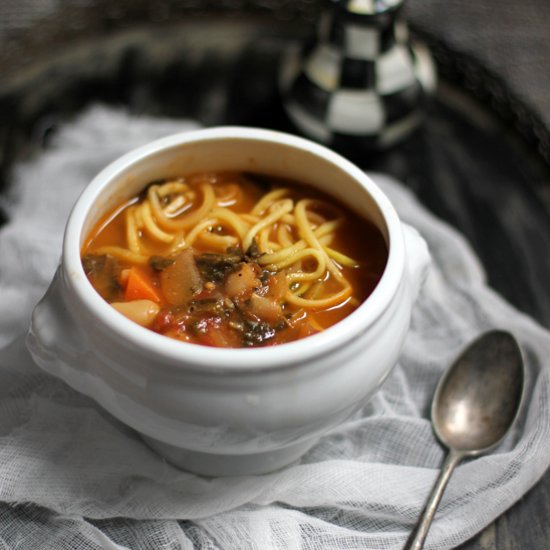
[27,127,429,476]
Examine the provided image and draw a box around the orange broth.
[81,172,388,347]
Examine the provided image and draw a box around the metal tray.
[1,13,549,549]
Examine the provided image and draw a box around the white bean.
[111,300,160,327]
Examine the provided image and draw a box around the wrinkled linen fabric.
[0,106,549,550]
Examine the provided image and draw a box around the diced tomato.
[152,310,173,332]
[194,316,240,347]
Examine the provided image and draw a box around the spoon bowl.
[405,330,524,550]
[433,330,524,454]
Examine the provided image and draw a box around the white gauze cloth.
[0,106,549,550]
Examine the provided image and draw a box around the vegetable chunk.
[160,249,203,306]
[112,300,160,327]
[225,263,260,300]
[124,267,162,303]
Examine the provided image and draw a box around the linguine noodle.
[95,175,360,312]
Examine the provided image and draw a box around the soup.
[81,172,388,347]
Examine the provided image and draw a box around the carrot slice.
[124,267,162,303]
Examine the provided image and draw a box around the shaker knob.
[280,0,436,151]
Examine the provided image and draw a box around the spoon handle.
[404,450,464,550]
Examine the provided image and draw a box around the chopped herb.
[260,269,273,284]
[82,254,106,276]
[82,254,122,301]
[242,319,277,347]
[245,238,261,260]
[226,246,244,258]
[149,255,175,271]
[188,298,228,316]
[196,252,243,282]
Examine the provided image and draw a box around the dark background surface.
[1,2,549,548]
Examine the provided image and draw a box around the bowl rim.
[63,126,406,372]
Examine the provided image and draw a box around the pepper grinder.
[280,0,436,151]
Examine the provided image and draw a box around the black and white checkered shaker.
[280,0,436,151]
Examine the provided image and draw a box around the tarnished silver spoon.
[404,330,524,550]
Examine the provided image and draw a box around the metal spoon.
[404,330,524,550]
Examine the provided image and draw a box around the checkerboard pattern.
[280,0,435,149]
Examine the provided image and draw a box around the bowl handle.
[26,267,89,376]
[402,223,431,300]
